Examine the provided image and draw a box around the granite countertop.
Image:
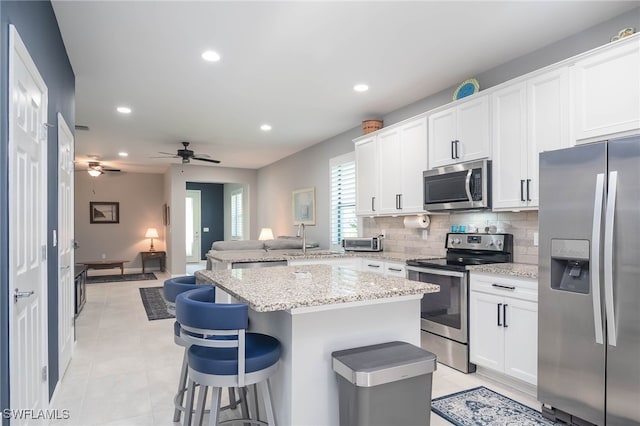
[467,263,538,279]
[195,264,439,312]
[207,250,437,264]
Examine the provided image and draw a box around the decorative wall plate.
[453,78,479,100]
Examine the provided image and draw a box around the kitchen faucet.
[296,223,306,255]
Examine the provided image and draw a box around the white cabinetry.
[288,257,361,269]
[491,67,570,210]
[355,136,378,215]
[469,273,538,385]
[355,116,427,216]
[428,95,490,168]
[360,259,406,277]
[572,38,640,143]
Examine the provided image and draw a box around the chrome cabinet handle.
[591,173,605,345]
[497,303,502,326]
[367,264,381,268]
[455,140,460,159]
[604,171,617,347]
[520,180,525,202]
[14,288,35,303]
[388,267,402,272]
[491,283,515,291]
[451,140,455,160]
[526,179,532,202]
[503,304,508,328]
[371,197,376,212]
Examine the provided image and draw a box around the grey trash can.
[332,341,437,426]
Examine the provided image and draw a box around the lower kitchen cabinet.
[469,273,538,385]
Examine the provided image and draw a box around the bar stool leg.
[260,379,277,426]
[174,350,189,422]
[183,378,196,426]
[208,387,222,426]
[228,387,237,409]
[239,388,250,424]
[194,385,208,426]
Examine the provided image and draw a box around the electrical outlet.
[101,253,106,259]
[533,232,539,247]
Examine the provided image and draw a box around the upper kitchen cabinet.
[377,116,428,215]
[572,37,640,143]
[492,67,570,210]
[428,95,490,168]
[355,136,378,215]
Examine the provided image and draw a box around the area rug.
[139,286,174,321]
[431,386,555,426]
[86,272,157,284]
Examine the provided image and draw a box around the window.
[231,188,243,240]
[330,152,357,247]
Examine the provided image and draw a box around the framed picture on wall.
[90,201,119,224]
[292,187,316,225]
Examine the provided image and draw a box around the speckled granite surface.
[195,264,439,312]
[207,250,438,264]
[467,263,538,279]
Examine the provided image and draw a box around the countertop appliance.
[341,237,383,252]
[406,232,513,373]
[538,136,640,425]
[423,159,491,211]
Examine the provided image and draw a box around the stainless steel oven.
[406,233,513,373]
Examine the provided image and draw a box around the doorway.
[185,190,201,263]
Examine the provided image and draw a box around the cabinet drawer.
[470,272,537,302]
[361,259,385,274]
[384,262,406,277]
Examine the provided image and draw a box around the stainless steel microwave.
[423,159,491,211]
[341,237,383,252]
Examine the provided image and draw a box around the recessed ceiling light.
[118,152,128,157]
[353,84,369,92]
[116,106,131,114]
[260,124,272,131]
[201,50,221,62]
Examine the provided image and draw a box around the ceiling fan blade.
[158,151,179,156]
[150,155,179,159]
[103,168,121,172]
[193,156,221,164]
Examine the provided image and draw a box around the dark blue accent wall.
[0,1,75,418]
[186,183,224,258]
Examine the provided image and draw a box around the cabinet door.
[491,83,528,210]
[503,298,538,385]
[428,107,457,168]
[355,137,378,215]
[573,39,640,142]
[527,67,570,207]
[377,127,403,214]
[399,117,428,213]
[469,291,504,370]
[457,95,490,163]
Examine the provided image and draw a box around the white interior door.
[57,113,74,378]
[185,190,201,263]
[8,25,50,419]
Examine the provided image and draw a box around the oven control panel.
[446,233,511,251]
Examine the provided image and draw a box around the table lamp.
[258,227,274,241]
[145,228,159,251]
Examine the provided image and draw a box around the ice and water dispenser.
[550,239,590,294]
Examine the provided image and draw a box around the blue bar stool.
[176,286,281,426]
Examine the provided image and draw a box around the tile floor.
[49,271,542,425]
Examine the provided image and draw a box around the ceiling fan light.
[88,169,101,177]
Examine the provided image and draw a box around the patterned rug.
[139,286,174,321]
[86,272,157,284]
[431,386,555,426]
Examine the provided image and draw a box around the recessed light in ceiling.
[116,106,132,114]
[353,84,369,92]
[201,50,221,62]
[118,152,128,157]
[260,124,272,131]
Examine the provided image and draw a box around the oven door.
[407,266,468,344]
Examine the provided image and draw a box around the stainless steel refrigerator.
[538,135,640,426]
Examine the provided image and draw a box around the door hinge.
[41,366,47,382]
[41,245,47,261]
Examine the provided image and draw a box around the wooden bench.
[80,260,129,276]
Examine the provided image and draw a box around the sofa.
[205,237,320,269]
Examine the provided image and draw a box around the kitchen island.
[195,264,439,426]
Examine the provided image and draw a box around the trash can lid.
[332,341,437,387]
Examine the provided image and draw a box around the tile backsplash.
[362,211,539,265]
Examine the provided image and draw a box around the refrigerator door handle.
[591,173,605,345]
[604,171,618,347]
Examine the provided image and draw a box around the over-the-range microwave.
[423,159,491,211]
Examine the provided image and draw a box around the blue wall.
[0,1,75,419]
[186,183,225,258]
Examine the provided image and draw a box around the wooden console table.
[141,251,166,273]
[80,260,129,276]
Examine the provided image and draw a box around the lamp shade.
[258,228,274,241]
[145,228,159,238]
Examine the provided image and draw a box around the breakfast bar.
[195,264,439,425]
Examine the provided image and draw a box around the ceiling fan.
[82,161,121,177]
[155,141,220,164]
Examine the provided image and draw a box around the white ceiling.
[52,1,636,173]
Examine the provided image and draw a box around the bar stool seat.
[176,286,281,426]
